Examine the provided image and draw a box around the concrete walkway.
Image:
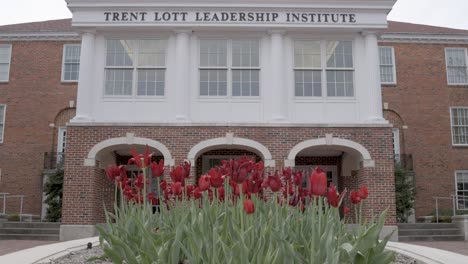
[408,241,468,256]
[0,240,57,256]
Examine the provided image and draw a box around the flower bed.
[98,147,395,264]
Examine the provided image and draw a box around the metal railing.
[43,152,64,170]
[0,193,26,221]
[433,195,468,223]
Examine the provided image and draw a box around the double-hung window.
[199,39,260,97]
[0,44,12,82]
[294,41,322,97]
[379,46,396,84]
[294,40,354,98]
[455,171,468,210]
[0,104,5,143]
[62,44,81,82]
[326,41,354,97]
[105,39,166,97]
[445,48,468,85]
[451,107,468,145]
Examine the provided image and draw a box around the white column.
[363,32,385,122]
[269,30,288,121]
[73,32,95,122]
[174,29,192,121]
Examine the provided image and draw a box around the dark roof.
[387,21,468,35]
[0,19,73,33]
[1,18,468,36]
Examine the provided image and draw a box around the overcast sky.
[0,0,467,29]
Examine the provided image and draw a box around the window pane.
[379,47,395,83]
[0,105,4,142]
[327,70,354,97]
[446,48,468,84]
[200,40,227,67]
[199,70,227,96]
[64,45,81,63]
[138,40,166,67]
[294,41,321,68]
[452,108,468,144]
[327,41,353,68]
[106,40,135,66]
[105,69,133,96]
[294,70,322,97]
[232,40,259,68]
[232,70,260,97]
[0,45,11,63]
[137,69,165,96]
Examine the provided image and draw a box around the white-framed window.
[56,127,67,163]
[61,44,81,82]
[455,171,468,210]
[393,128,401,162]
[294,40,354,98]
[0,44,12,82]
[105,39,167,97]
[445,48,468,85]
[0,104,5,143]
[379,46,396,84]
[199,39,260,97]
[450,107,468,145]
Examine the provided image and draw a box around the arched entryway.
[187,134,273,180]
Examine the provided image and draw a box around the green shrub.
[43,168,64,222]
[395,165,414,223]
[7,214,20,222]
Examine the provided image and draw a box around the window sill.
[382,83,397,87]
[448,84,468,88]
[102,97,167,102]
[61,81,78,85]
[197,97,261,103]
[453,144,468,148]
[294,98,357,103]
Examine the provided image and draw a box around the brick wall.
[380,42,468,217]
[62,125,396,225]
[0,40,78,215]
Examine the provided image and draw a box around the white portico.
[68,0,394,125]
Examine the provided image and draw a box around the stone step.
[0,233,60,241]
[0,228,59,235]
[399,234,465,242]
[399,228,461,236]
[0,222,61,229]
[398,223,457,230]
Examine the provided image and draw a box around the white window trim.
[103,39,168,100]
[0,104,6,143]
[454,170,468,210]
[293,39,356,100]
[393,128,401,162]
[445,47,468,86]
[379,46,397,85]
[0,44,12,83]
[61,44,81,83]
[198,38,261,100]
[450,106,468,146]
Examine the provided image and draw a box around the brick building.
[0,0,466,241]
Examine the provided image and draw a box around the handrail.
[0,193,9,215]
[0,194,25,221]
[433,195,468,223]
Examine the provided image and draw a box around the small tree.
[43,168,64,222]
[395,165,414,223]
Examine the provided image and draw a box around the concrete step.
[398,223,457,230]
[399,234,465,242]
[0,228,59,235]
[0,222,60,229]
[399,228,461,236]
[0,233,59,241]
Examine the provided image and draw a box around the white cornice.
[67,122,392,128]
[380,33,468,44]
[0,32,80,41]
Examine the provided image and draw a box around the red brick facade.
[0,40,78,215]
[61,125,397,225]
[380,42,468,217]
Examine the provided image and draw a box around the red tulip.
[128,146,153,169]
[265,172,282,192]
[171,182,183,196]
[183,161,191,179]
[186,185,195,199]
[218,187,225,201]
[350,191,361,205]
[244,178,263,194]
[160,180,167,191]
[282,183,295,198]
[282,167,292,182]
[198,175,211,191]
[326,183,346,208]
[208,168,224,188]
[104,165,127,186]
[170,166,186,185]
[358,186,369,200]
[193,187,203,199]
[289,193,299,207]
[293,171,304,186]
[150,160,165,177]
[310,167,327,196]
[134,174,145,190]
[243,199,255,214]
[147,193,159,205]
[344,207,350,215]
